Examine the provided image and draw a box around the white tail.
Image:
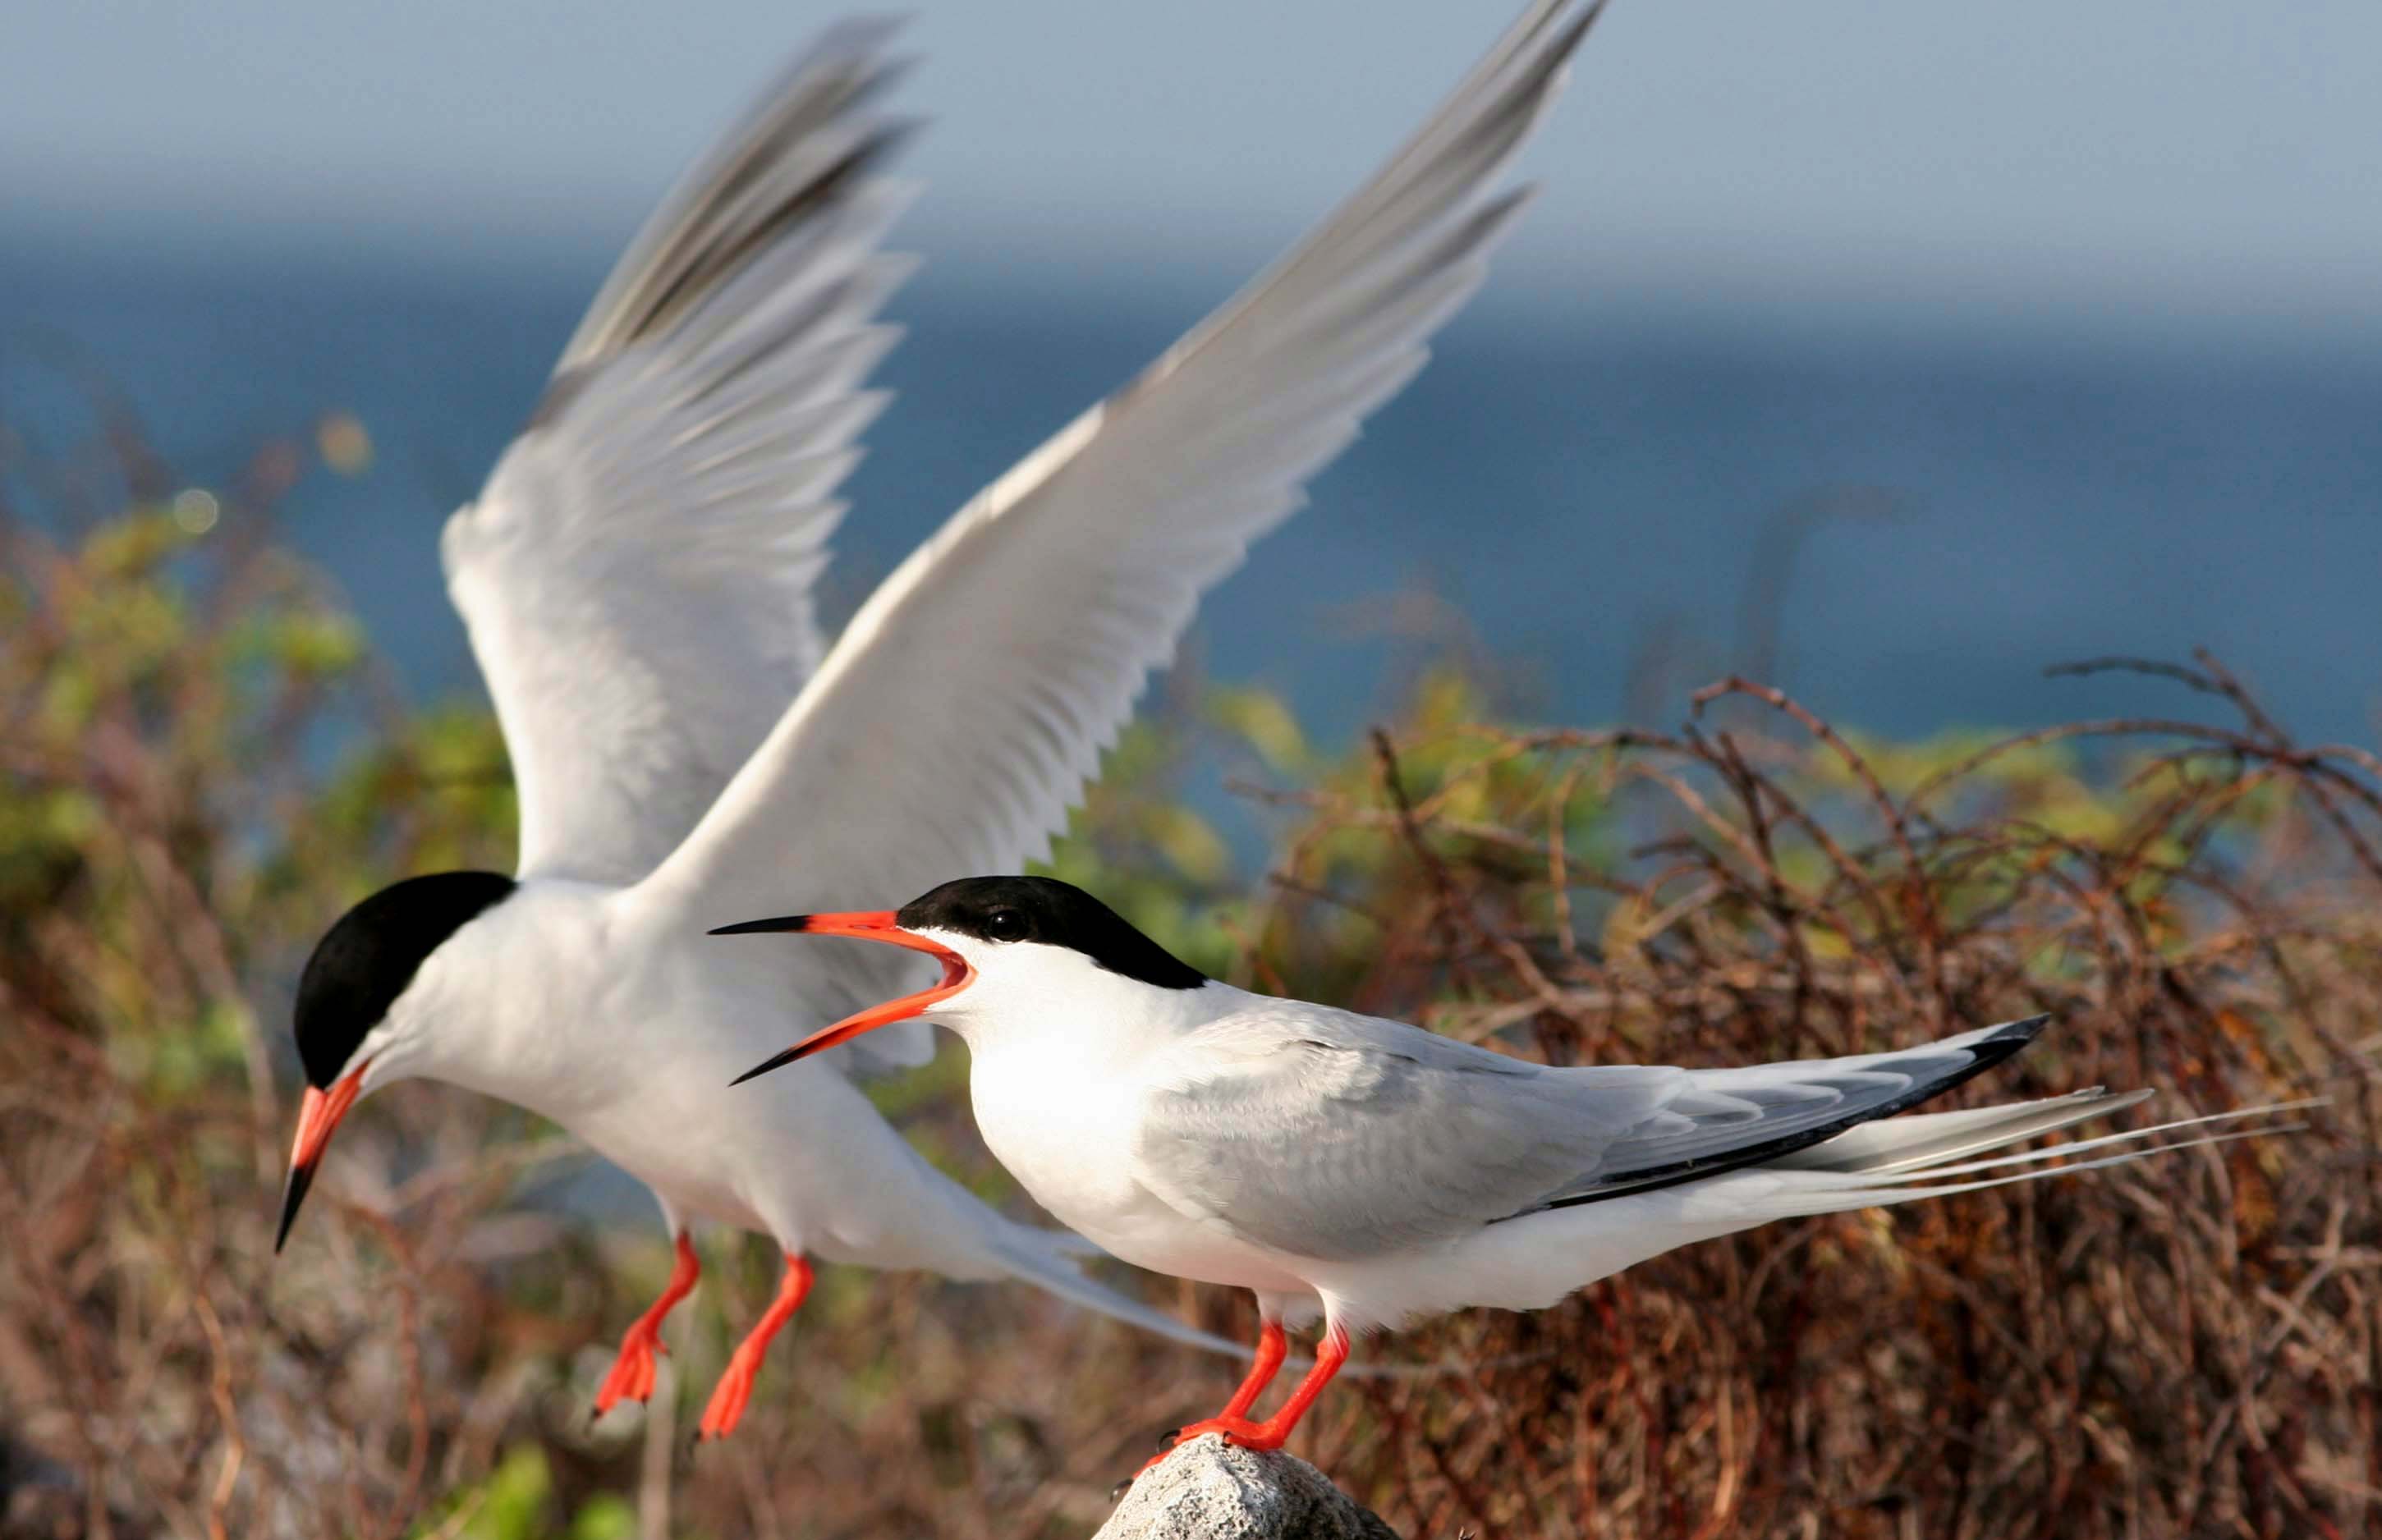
[1432,1084,2318,1321]
[1742,1092,2320,1221]
[981,1220,1252,1360]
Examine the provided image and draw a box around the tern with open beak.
[723,877,2306,1459]
[275,1,1609,1437]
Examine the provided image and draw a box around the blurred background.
[8,0,2379,746]
[5,4,2379,1538]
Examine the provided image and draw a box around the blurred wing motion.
[442,21,916,888]
[646,0,1608,977]
[1129,1010,2050,1259]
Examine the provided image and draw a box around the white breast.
[961,992,1318,1299]
[402,883,1015,1269]
[968,1039,1151,1233]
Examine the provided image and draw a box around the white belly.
[968,1043,1314,1298]
[418,887,1009,1274]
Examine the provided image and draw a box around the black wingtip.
[709,914,813,937]
[1531,1010,2059,1214]
[1973,1012,2053,1066]
[730,1046,805,1087]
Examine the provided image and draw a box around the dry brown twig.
[2,405,2373,1540]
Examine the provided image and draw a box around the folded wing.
[1536,1015,2048,1207]
[1133,1002,1683,1260]
[1130,1010,2048,1260]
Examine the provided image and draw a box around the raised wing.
[443,21,916,886]
[1131,1009,2046,1261]
[641,0,1606,973]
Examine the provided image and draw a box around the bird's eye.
[984,908,1026,942]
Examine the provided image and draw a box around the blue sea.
[8,239,2380,759]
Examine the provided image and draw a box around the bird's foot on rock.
[1117,1414,1288,1496]
[1167,1415,1284,1452]
[1137,1416,1280,1475]
[1104,1432,1400,1538]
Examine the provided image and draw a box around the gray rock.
[1096,1436,1402,1540]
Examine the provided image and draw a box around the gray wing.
[1131,1003,1686,1261]
[443,21,915,887]
[1132,1010,2046,1260]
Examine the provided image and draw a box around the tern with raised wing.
[275,2,1608,1437]
[723,877,2302,1456]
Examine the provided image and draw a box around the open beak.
[712,910,973,1086]
[276,1062,366,1254]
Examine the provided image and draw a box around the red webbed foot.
[592,1230,699,1419]
[692,1252,814,1441]
[1166,1414,1286,1453]
[594,1318,667,1414]
[1122,1415,1286,1492]
[695,1340,764,1439]
[1129,1323,1348,1479]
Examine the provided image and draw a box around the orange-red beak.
[276,1062,366,1253]
[714,910,973,1086]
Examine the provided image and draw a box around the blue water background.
[7,241,2378,759]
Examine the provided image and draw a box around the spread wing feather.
[640,4,1610,1055]
[443,21,916,888]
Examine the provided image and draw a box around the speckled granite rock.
[1095,1437,1402,1540]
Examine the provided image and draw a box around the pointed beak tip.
[273,1162,315,1255]
[709,914,812,937]
[729,1046,806,1087]
[276,1068,362,1256]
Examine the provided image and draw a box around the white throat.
[369,881,610,1117]
[917,931,1226,1070]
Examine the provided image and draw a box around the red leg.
[1141,1322,1348,1477]
[1168,1324,1350,1454]
[695,1253,814,1440]
[594,1231,699,1416]
[1216,1319,1289,1421]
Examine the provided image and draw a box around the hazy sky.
[9,1,2380,332]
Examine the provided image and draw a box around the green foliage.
[407,1446,646,1540]
[2,422,537,1538]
